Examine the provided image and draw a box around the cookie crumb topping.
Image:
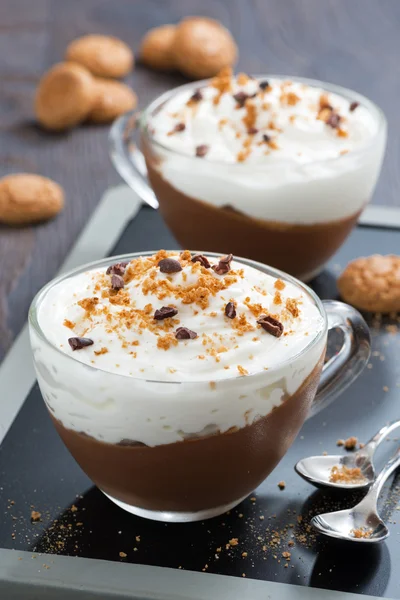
[149,70,375,165]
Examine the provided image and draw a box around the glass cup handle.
[109,109,159,209]
[308,300,371,418]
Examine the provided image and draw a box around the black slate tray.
[1,206,399,598]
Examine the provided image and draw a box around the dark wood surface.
[0,0,399,361]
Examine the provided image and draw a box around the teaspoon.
[311,446,400,542]
[295,419,400,490]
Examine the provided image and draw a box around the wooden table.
[0,0,399,361]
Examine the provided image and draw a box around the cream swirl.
[38,251,324,382]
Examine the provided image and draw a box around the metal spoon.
[295,420,400,490]
[311,446,400,542]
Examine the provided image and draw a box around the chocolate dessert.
[142,70,385,281]
[145,159,361,281]
[32,250,327,520]
[52,354,324,513]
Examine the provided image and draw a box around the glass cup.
[29,252,370,523]
[109,76,387,282]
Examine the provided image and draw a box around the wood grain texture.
[0,0,399,360]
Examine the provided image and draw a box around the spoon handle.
[362,446,400,507]
[358,419,400,458]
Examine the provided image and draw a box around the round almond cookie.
[0,173,64,225]
[338,255,400,313]
[140,24,177,71]
[65,34,134,78]
[35,62,95,131]
[172,17,237,79]
[89,79,138,123]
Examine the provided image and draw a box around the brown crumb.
[70,504,78,512]
[237,365,248,376]
[119,551,127,558]
[286,298,300,318]
[344,436,358,450]
[336,439,345,446]
[282,551,291,559]
[63,319,75,329]
[329,465,366,484]
[31,510,41,522]
[241,551,248,557]
[351,527,372,539]
[229,537,239,546]
[278,481,286,490]
[94,347,108,356]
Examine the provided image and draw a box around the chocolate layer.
[145,156,361,281]
[51,351,325,514]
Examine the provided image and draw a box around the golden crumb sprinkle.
[286,298,300,318]
[344,436,358,450]
[211,67,233,105]
[274,279,286,291]
[157,334,178,351]
[242,101,257,132]
[237,147,252,162]
[78,297,99,315]
[337,128,348,138]
[94,347,109,356]
[329,465,366,484]
[319,93,331,109]
[119,551,127,558]
[278,481,286,490]
[229,537,239,546]
[180,250,192,261]
[274,291,282,305]
[63,319,75,329]
[31,510,41,522]
[237,72,251,85]
[351,527,372,539]
[237,365,248,376]
[281,91,300,106]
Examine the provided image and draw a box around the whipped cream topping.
[37,251,324,382]
[147,71,386,225]
[150,71,377,164]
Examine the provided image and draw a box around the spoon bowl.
[295,420,400,490]
[311,445,400,543]
[312,508,389,543]
[295,453,374,490]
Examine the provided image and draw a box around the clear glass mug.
[29,252,370,523]
[109,76,387,282]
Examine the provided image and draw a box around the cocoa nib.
[191,254,211,268]
[262,134,271,142]
[190,90,203,102]
[173,122,186,132]
[212,253,233,275]
[111,274,125,290]
[158,258,182,273]
[326,112,341,128]
[233,91,250,108]
[247,127,258,135]
[259,80,270,90]
[106,262,128,275]
[225,301,236,319]
[154,306,178,320]
[257,315,284,337]
[68,337,94,351]
[349,101,360,112]
[196,144,209,157]
[175,327,198,340]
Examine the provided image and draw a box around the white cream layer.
[31,252,326,446]
[148,75,386,224]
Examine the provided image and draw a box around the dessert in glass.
[110,70,387,281]
[29,250,370,522]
